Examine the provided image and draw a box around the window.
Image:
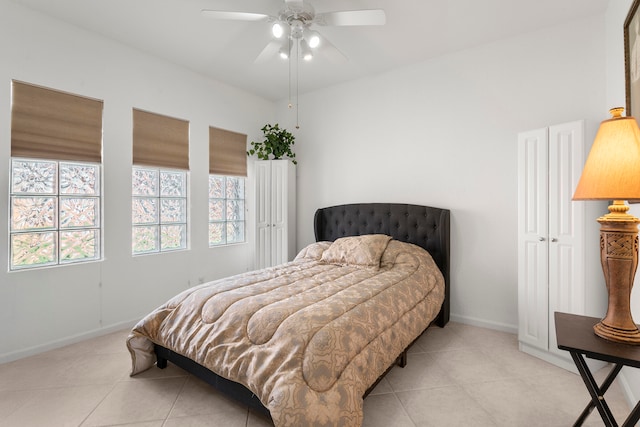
[10,159,101,270]
[132,109,189,255]
[132,167,188,254]
[9,81,103,271]
[209,176,245,246]
[208,126,247,247]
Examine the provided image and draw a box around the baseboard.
[450,313,518,335]
[0,318,138,364]
[517,341,605,374]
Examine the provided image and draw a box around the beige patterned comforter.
[127,237,444,427]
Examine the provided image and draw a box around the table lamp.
[573,107,640,343]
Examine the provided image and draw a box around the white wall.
[278,13,608,332]
[0,0,275,362]
[606,0,640,408]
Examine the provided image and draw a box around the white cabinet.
[255,160,296,269]
[517,120,605,370]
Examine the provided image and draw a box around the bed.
[127,202,450,426]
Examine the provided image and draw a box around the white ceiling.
[10,0,610,101]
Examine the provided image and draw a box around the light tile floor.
[0,322,632,427]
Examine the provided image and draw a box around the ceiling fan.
[201,0,386,63]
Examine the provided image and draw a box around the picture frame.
[625,0,640,122]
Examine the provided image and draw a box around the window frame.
[9,157,103,271]
[208,174,246,247]
[131,166,189,255]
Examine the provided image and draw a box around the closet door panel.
[548,121,586,356]
[256,226,271,270]
[255,161,272,270]
[271,161,287,234]
[256,162,271,231]
[517,128,549,349]
[271,161,289,266]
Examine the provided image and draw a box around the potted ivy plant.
[247,123,297,165]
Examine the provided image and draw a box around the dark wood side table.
[555,311,640,427]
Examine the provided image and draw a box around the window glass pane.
[161,198,186,223]
[226,200,244,221]
[132,168,158,196]
[11,159,57,194]
[226,177,244,199]
[161,224,186,250]
[209,176,224,198]
[11,196,57,230]
[209,223,225,246]
[60,163,99,195]
[133,225,159,253]
[10,231,57,269]
[132,198,158,224]
[209,200,224,221]
[60,197,99,228]
[227,222,244,244]
[60,229,99,263]
[160,171,185,197]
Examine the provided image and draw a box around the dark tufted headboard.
[314,203,450,326]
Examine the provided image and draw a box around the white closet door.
[270,160,288,266]
[254,160,296,269]
[255,161,271,270]
[547,120,585,356]
[517,128,549,350]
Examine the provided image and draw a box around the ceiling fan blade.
[201,10,271,22]
[316,9,386,26]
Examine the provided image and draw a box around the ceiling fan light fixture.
[272,22,285,38]
[300,39,313,61]
[278,39,292,59]
[304,29,321,49]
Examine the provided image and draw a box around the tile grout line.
[161,374,190,426]
[78,380,121,427]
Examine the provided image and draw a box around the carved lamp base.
[594,201,640,344]
[594,320,640,343]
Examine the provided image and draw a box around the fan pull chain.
[286,35,300,129]
[287,36,292,110]
[296,38,300,129]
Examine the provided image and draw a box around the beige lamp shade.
[573,107,640,201]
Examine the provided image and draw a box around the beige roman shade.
[11,80,103,162]
[133,108,189,170]
[209,126,247,177]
